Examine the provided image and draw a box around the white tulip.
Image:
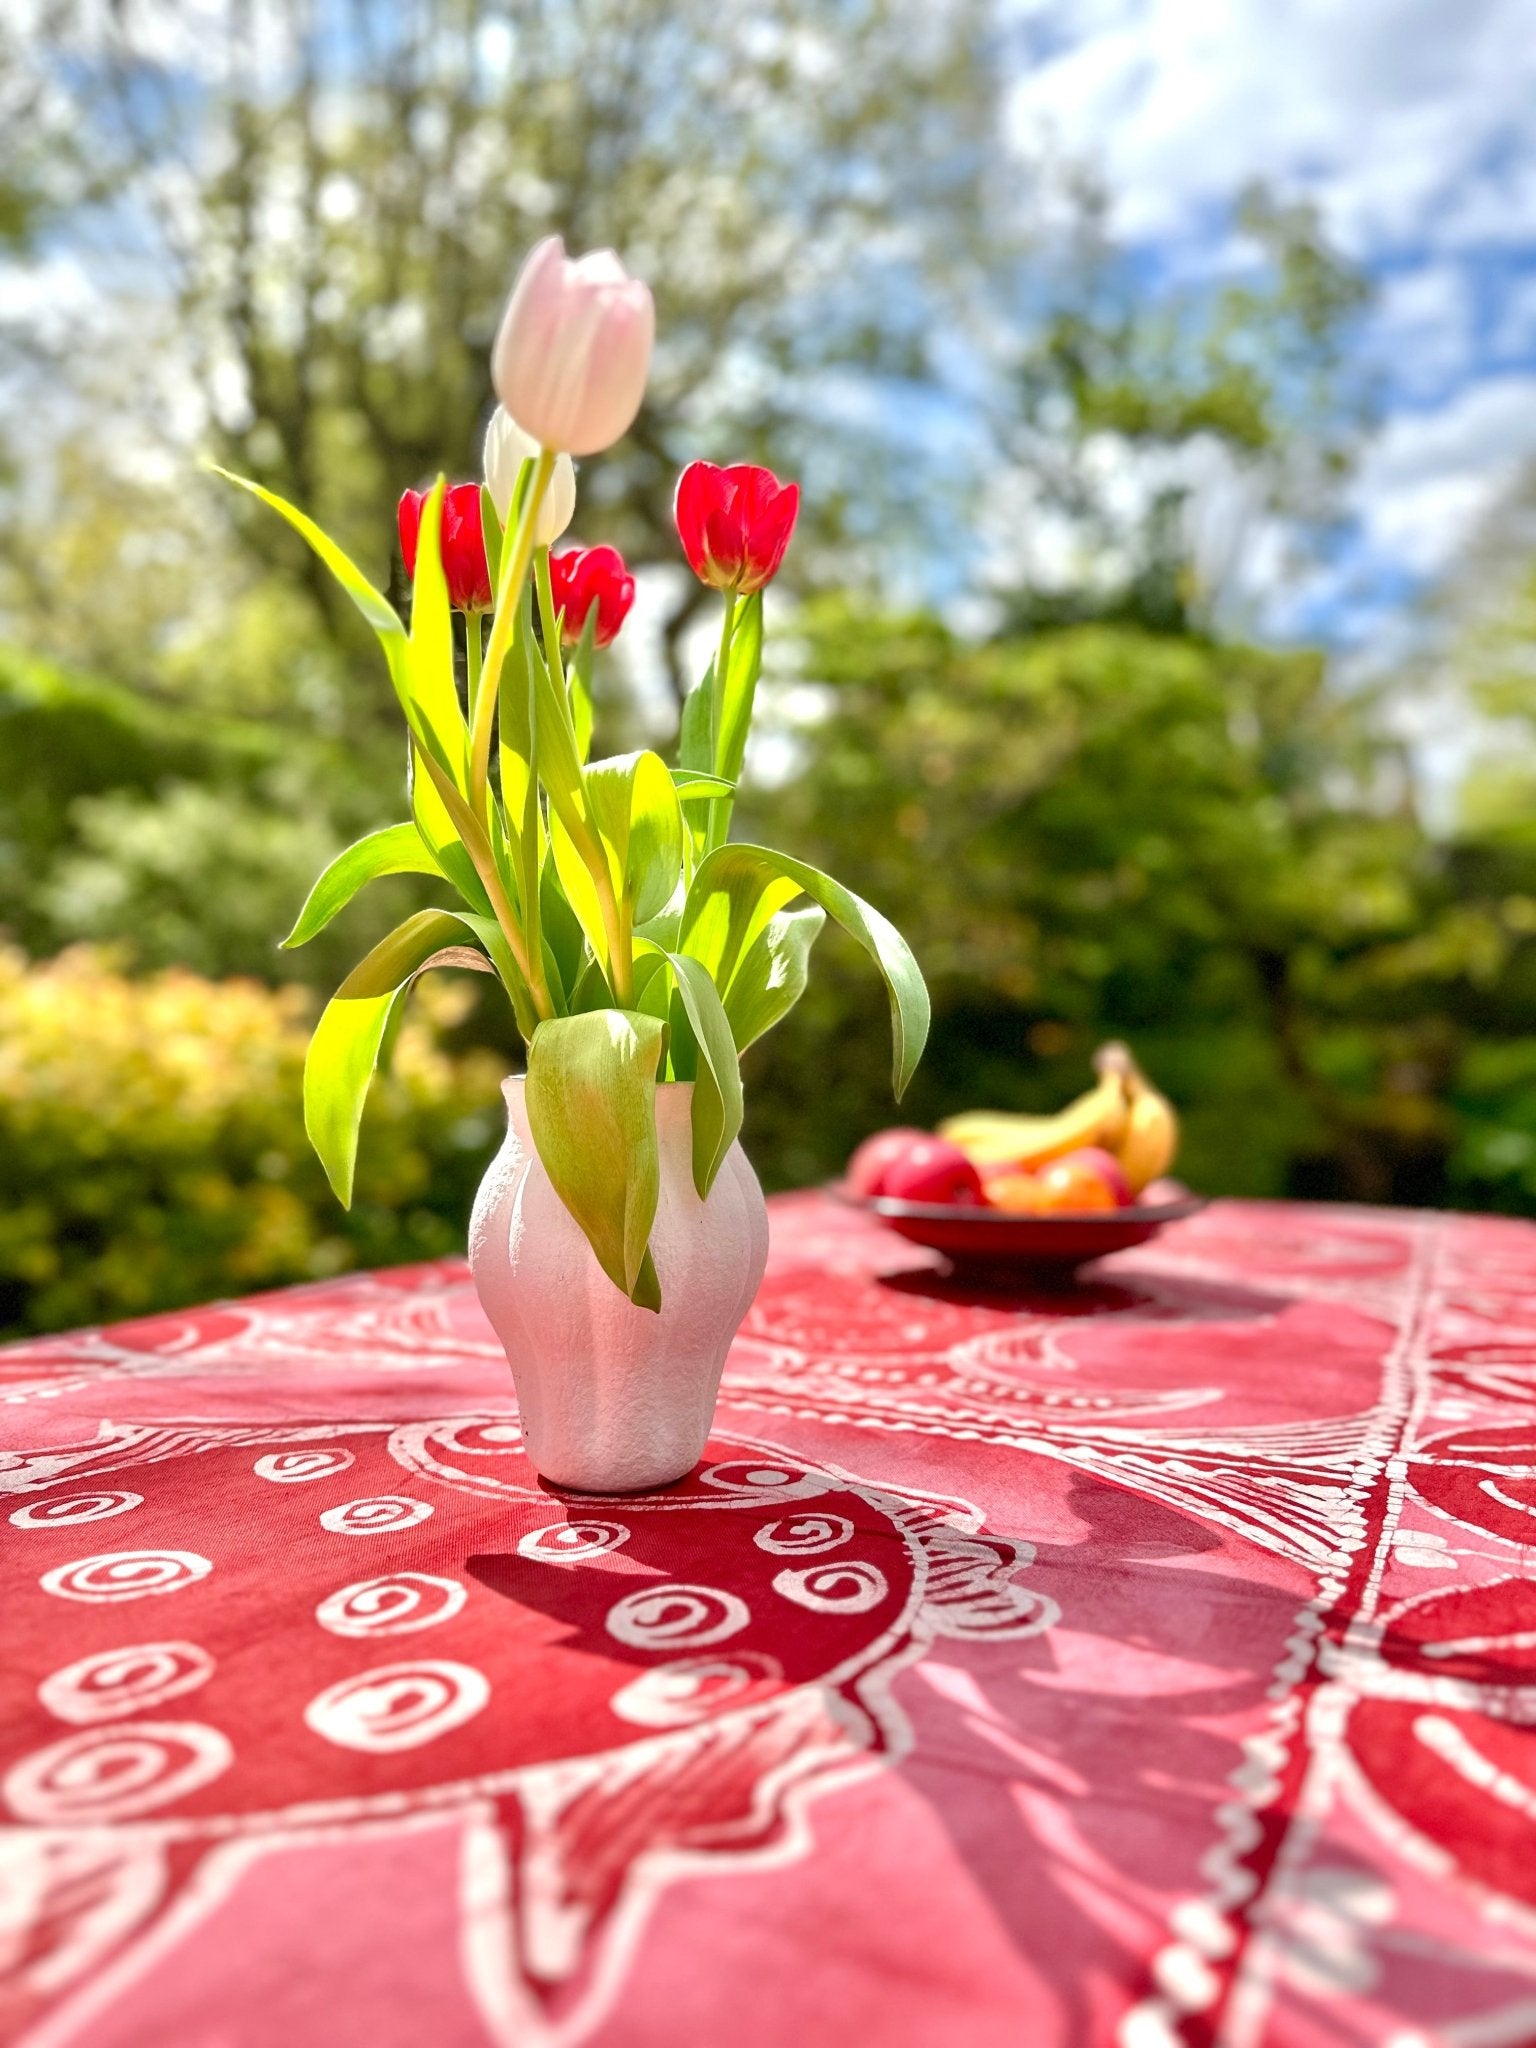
[482,406,576,545]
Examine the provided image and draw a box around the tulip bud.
[547,544,636,648]
[491,236,654,457]
[674,461,799,594]
[397,484,493,612]
[482,406,576,545]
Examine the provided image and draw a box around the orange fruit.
[983,1171,1052,1213]
[1032,1158,1119,1213]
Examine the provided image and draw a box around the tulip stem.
[472,447,556,819]
[705,590,739,854]
[464,611,483,721]
[410,742,552,1024]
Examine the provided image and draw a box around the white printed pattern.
[0,1407,1060,2048]
[315,1574,466,1638]
[606,1584,751,1651]
[518,1520,630,1563]
[253,1450,355,1484]
[10,1491,143,1528]
[38,1642,215,1724]
[39,1551,211,1604]
[303,1661,490,1754]
[771,1561,889,1615]
[753,1514,854,1556]
[3,1722,232,1822]
[319,1496,433,1536]
[609,1654,785,1730]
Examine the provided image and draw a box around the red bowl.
[828,1181,1207,1275]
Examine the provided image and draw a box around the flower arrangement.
[217,237,929,1310]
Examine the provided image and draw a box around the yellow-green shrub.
[0,946,507,1336]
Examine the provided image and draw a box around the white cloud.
[1353,375,1536,577]
[1007,0,1536,672]
[1490,272,1536,361]
[1368,264,1472,401]
[1008,0,1536,255]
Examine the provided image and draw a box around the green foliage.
[525,1010,666,1305]
[744,603,1536,1208]
[0,644,435,988]
[0,946,504,1339]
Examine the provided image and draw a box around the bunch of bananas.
[938,1042,1178,1197]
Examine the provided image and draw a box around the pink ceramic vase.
[468,1078,769,1492]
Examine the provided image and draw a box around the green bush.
[0,946,506,1336]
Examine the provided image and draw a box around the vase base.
[533,1464,698,1496]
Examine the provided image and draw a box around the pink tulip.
[491,237,654,458]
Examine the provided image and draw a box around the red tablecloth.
[3,1193,1535,2047]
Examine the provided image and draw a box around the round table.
[2,1192,1533,2047]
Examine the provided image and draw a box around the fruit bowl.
[830,1181,1208,1277]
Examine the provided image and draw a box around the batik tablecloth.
[3,1193,1535,2047]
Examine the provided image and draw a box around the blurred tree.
[5,4,1375,715]
[0,0,1373,1022]
[1001,188,1376,631]
[741,602,1535,1207]
[8,0,1017,714]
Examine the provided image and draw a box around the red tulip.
[397,483,493,612]
[547,544,636,648]
[674,461,799,594]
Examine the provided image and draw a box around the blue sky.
[1006,0,1536,650]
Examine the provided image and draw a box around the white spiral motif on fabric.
[253,1450,355,1484]
[518,1520,631,1563]
[316,1574,466,1638]
[606,1584,750,1651]
[10,1492,144,1529]
[698,1461,806,1494]
[38,1642,215,1724]
[39,1551,212,1604]
[610,1652,784,1729]
[772,1561,888,1614]
[3,1722,232,1821]
[318,1496,433,1536]
[432,1422,525,1458]
[754,1514,855,1557]
[303,1661,489,1753]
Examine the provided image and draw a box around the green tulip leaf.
[569,608,598,766]
[304,986,409,1212]
[632,944,744,1196]
[211,467,461,778]
[723,903,827,1052]
[715,589,765,785]
[678,669,714,775]
[549,809,611,970]
[587,751,686,927]
[283,824,442,949]
[307,908,479,1205]
[333,908,471,999]
[671,770,736,801]
[403,479,467,772]
[479,484,503,590]
[666,950,744,1195]
[682,845,929,1097]
[524,1008,666,1306]
[539,855,588,1009]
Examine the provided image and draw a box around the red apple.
[845,1126,928,1198]
[880,1137,986,1207]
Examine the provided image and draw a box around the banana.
[1094,1042,1178,1194]
[939,1067,1129,1170]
